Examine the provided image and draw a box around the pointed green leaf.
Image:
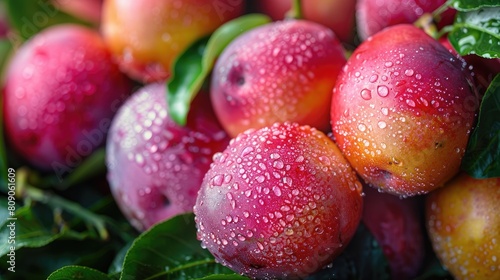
[448,7,500,59]
[47,265,111,280]
[120,213,236,280]
[448,0,500,11]
[0,204,88,257]
[167,14,271,126]
[461,74,500,178]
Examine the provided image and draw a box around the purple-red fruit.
[106,83,229,231]
[194,122,363,279]
[362,186,425,279]
[356,0,455,41]
[331,24,478,196]
[3,24,133,172]
[210,20,347,138]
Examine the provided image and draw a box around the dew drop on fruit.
[358,123,367,132]
[406,99,416,107]
[381,107,389,116]
[384,61,393,67]
[212,174,224,186]
[241,146,254,157]
[256,175,265,183]
[369,74,378,83]
[377,85,389,97]
[378,121,387,129]
[360,89,372,100]
[272,186,282,197]
[404,69,414,77]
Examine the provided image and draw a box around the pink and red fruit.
[255,0,356,43]
[362,186,425,279]
[106,83,229,231]
[356,0,455,41]
[101,0,243,83]
[3,24,133,172]
[330,24,478,196]
[194,122,363,279]
[210,20,347,138]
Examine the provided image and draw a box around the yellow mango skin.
[426,173,500,280]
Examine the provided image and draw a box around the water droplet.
[378,121,387,129]
[369,74,378,83]
[377,85,389,97]
[384,61,393,67]
[431,100,440,108]
[404,69,414,76]
[354,71,361,77]
[358,123,367,132]
[285,55,293,63]
[212,174,224,186]
[241,146,254,157]
[273,160,284,169]
[285,228,294,236]
[381,107,389,115]
[360,89,372,100]
[415,73,422,80]
[406,99,416,107]
[256,175,265,183]
[272,186,282,197]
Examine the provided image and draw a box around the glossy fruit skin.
[330,24,478,196]
[211,20,347,138]
[194,122,363,279]
[106,83,229,231]
[3,24,133,172]
[101,0,243,83]
[356,0,455,41]
[255,0,356,43]
[426,173,500,280]
[362,186,425,279]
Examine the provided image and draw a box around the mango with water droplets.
[210,19,347,138]
[426,173,500,280]
[101,0,243,83]
[106,83,229,231]
[3,24,133,172]
[331,24,479,196]
[194,122,363,279]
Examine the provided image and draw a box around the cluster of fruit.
[2,0,499,279]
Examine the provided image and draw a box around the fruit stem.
[286,0,303,20]
[414,13,439,39]
[17,176,110,240]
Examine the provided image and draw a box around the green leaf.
[120,213,236,280]
[0,39,12,191]
[167,13,271,126]
[4,0,91,41]
[447,0,500,11]
[448,7,500,59]
[47,265,111,280]
[0,204,88,257]
[307,223,391,280]
[461,74,500,178]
